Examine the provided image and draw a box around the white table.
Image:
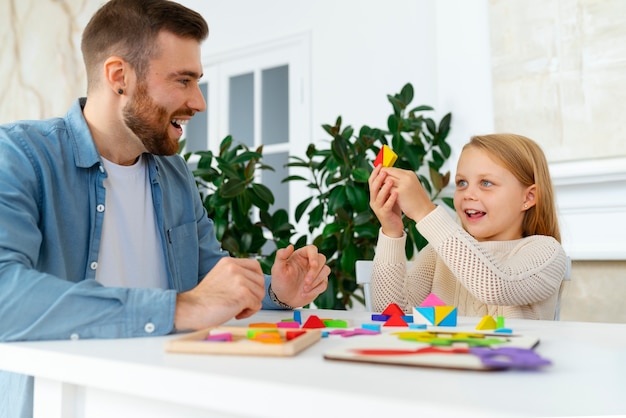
[1,310,625,418]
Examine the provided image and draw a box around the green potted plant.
[286,83,453,309]
[184,83,453,310]
[182,135,302,273]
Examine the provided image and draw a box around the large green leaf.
[352,168,370,183]
[248,185,270,212]
[250,183,275,206]
[340,243,357,274]
[231,151,262,165]
[220,178,246,198]
[400,83,414,105]
[345,184,368,212]
[387,114,399,133]
[328,186,347,212]
[295,197,313,222]
[438,112,452,138]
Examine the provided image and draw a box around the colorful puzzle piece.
[382,303,405,316]
[496,316,505,329]
[302,315,326,329]
[411,294,458,326]
[251,333,284,344]
[329,328,381,337]
[384,315,409,327]
[361,323,382,332]
[293,310,302,324]
[277,321,301,328]
[285,330,306,341]
[374,144,398,167]
[476,315,497,330]
[322,319,349,328]
[205,332,233,342]
[372,314,390,322]
[413,306,458,326]
[413,307,436,325]
[249,322,278,328]
[420,293,447,307]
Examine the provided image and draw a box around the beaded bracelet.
[268,284,294,310]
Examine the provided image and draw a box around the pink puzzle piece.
[420,293,446,307]
[205,332,233,342]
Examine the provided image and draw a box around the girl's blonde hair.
[464,134,561,242]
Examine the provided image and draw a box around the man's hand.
[270,245,330,308]
[174,257,265,331]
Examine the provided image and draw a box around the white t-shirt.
[95,155,169,289]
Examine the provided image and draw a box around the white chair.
[355,260,375,311]
[356,257,572,320]
[356,260,412,311]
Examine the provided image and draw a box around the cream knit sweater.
[371,206,568,320]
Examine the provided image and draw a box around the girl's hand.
[382,167,436,223]
[368,165,404,237]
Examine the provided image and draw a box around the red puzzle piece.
[302,315,326,329]
[382,303,404,316]
[383,315,409,327]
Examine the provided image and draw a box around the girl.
[368,134,567,319]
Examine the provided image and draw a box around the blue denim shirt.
[0,98,281,418]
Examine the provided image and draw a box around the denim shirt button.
[96,204,105,212]
[90,261,98,270]
[144,322,155,334]
[99,165,105,173]
[70,333,79,340]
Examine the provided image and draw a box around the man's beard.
[122,83,190,156]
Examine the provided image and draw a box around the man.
[0,1,329,416]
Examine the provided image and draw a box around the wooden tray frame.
[323,333,542,371]
[165,326,322,357]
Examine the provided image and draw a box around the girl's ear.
[523,184,537,210]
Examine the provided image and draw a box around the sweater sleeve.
[370,229,437,312]
[417,206,567,306]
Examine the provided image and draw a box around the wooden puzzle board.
[165,326,322,357]
[323,331,541,371]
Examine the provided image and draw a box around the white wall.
[2,0,622,260]
[180,0,494,154]
[178,0,626,261]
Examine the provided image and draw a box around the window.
[184,34,312,238]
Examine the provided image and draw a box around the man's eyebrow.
[169,70,204,79]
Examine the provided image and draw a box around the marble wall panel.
[561,261,626,323]
[489,0,626,162]
[0,0,100,124]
